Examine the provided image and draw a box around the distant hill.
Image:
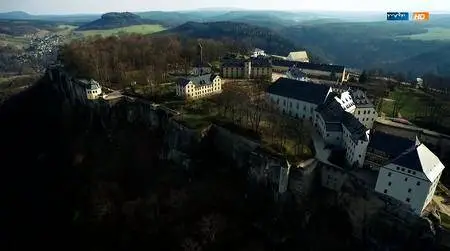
[76,12,161,31]
[158,21,299,55]
[0,11,33,20]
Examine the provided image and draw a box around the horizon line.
[1,9,450,16]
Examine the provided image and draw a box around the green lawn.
[0,35,28,48]
[75,24,166,37]
[381,87,432,119]
[399,27,450,41]
[442,213,450,230]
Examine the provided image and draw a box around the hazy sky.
[0,0,448,15]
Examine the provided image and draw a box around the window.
[396,167,400,170]
[404,177,408,181]
[388,182,391,186]
[416,181,421,186]
[413,171,416,175]
[388,172,392,177]
[364,110,366,114]
[408,188,412,193]
[384,189,387,194]
[290,102,292,107]
[401,168,405,172]
[359,154,361,158]
[327,133,330,137]
[407,170,411,174]
[406,198,410,203]
[358,111,360,115]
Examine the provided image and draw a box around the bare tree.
[199,213,226,243]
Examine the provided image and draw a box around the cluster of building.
[266,77,445,215]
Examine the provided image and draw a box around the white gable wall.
[354,107,377,129]
[342,126,369,167]
[375,163,434,215]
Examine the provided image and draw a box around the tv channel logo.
[386,12,409,21]
[412,12,430,21]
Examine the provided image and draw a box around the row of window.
[87,89,100,94]
[387,172,421,185]
[357,110,376,115]
[383,189,411,203]
[394,166,417,175]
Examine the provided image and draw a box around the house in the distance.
[175,74,222,99]
[221,57,272,79]
[272,60,348,83]
[251,48,266,58]
[79,79,102,100]
[374,138,445,215]
[286,51,309,62]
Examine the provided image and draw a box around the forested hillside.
[76,12,161,31]
[160,21,300,56]
[59,35,245,88]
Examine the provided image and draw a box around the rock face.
[46,67,317,203]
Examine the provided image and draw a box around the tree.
[359,70,368,83]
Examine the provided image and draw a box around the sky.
[0,0,449,15]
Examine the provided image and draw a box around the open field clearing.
[74,24,166,37]
[399,27,450,41]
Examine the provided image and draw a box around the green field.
[75,25,166,37]
[0,35,28,48]
[399,27,450,41]
[381,88,430,119]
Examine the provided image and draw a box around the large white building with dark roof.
[266,77,332,121]
[375,138,445,215]
[175,74,222,99]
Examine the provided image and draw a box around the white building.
[286,66,310,82]
[315,95,370,167]
[251,48,266,58]
[374,138,445,215]
[80,79,102,100]
[175,74,222,99]
[286,51,309,63]
[349,89,378,129]
[266,77,332,122]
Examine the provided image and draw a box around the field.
[74,24,166,37]
[0,35,28,48]
[380,87,430,119]
[399,27,450,41]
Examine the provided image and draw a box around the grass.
[442,213,450,230]
[0,35,28,48]
[75,25,166,37]
[399,27,450,41]
[381,87,433,119]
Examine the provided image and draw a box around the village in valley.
[71,43,450,230]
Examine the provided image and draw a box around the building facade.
[374,140,445,215]
[349,89,378,129]
[221,58,272,79]
[175,74,222,99]
[272,60,347,82]
[266,78,332,121]
[79,79,102,100]
[251,48,266,58]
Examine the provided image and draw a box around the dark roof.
[368,131,415,159]
[316,99,345,123]
[267,78,331,105]
[342,112,368,142]
[176,74,219,87]
[349,89,374,108]
[272,59,345,73]
[391,147,423,172]
[222,58,271,68]
[251,57,271,67]
[287,66,308,79]
[222,59,245,68]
